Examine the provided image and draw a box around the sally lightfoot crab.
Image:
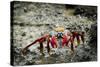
[22,27,85,56]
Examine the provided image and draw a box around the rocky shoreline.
[11,1,97,66]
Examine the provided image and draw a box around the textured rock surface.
[11,1,97,66]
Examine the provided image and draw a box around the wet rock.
[50,53,59,57]
[74,6,97,21]
[22,32,26,36]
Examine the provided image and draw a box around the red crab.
[22,30,85,55]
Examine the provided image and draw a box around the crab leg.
[22,36,46,55]
[70,36,74,52]
[80,32,85,44]
[39,42,44,55]
[47,39,50,54]
[50,36,57,48]
[76,34,80,45]
[62,35,70,47]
